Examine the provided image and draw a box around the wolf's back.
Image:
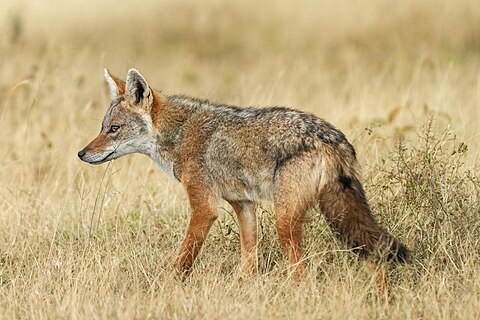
[205,105,356,170]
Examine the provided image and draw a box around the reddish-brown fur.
[173,170,218,278]
[82,133,108,154]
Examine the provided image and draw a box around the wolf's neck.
[147,109,188,181]
[147,94,208,180]
[150,148,176,180]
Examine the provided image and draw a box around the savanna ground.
[0,0,479,319]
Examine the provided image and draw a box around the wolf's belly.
[210,166,275,202]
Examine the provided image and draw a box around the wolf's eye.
[108,125,120,133]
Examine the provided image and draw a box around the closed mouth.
[88,151,115,164]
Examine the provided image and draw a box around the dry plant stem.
[366,261,391,302]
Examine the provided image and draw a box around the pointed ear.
[104,68,125,100]
[126,68,152,106]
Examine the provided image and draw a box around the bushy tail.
[318,155,411,264]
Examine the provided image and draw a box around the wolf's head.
[78,68,157,164]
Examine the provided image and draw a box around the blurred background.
[1,0,479,145]
[1,0,479,197]
[1,0,480,161]
[0,1,479,318]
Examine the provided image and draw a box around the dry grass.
[0,0,479,319]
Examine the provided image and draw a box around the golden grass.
[0,0,479,318]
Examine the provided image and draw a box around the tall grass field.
[0,0,479,318]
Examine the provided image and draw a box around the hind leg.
[366,261,391,301]
[274,198,308,281]
[273,156,319,281]
[274,178,316,281]
[227,200,258,275]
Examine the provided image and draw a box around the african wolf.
[78,68,410,295]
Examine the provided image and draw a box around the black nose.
[78,150,86,158]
